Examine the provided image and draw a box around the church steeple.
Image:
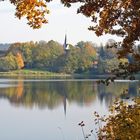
[63,34,67,50]
[63,34,69,51]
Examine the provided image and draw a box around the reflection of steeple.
[97,84,105,103]
[97,84,113,106]
[63,95,67,116]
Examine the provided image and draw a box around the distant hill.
[0,51,6,57]
[0,44,11,51]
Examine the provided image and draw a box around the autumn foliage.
[95,98,140,140]
[10,0,49,28]
[15,52,24,69]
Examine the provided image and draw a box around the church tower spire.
[63,34,67,50]
[63,34,70,51]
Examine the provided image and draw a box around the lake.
[0,77,139,140]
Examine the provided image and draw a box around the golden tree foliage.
[95,98,140,140]
[10,0,49,28]
[15,52,24,69]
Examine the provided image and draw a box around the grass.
[0,69,71,77]
[1,69,139,79]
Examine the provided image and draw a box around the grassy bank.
[0,69,140,80]
[0,69,71,77]
[0,69,111,78]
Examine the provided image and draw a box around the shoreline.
[0,70,71,77]
[0,70,140,80]
[0,69,113,78]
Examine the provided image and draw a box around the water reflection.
[0,78,139,114]
[98,82,139,106]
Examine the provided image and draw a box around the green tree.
[0,53,18,71]
[61,45,80,73]
[7,40,64,71]
[8,42,36,68]
[56,42,97,74]
[32,40,64,70]
[76,41,97,73]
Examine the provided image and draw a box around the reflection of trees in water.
[97,82,139,106]
[0,79,139,111]
[128,83,138,97]
[97,84,114,106]
[0,80,97,110]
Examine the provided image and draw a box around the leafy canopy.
[9,0,49,29]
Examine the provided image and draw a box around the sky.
[0,1,121,45]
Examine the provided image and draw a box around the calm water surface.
[0,77,139,140]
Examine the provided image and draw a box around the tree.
[8,0,49,29]
[35,40,64,70]
[0,52,19,71]
[57,45,80,73]
[95,98,140,140]
[56,42,97,74]
[8,42,36,68]
[78,41,97,72]
[15,52,24,69]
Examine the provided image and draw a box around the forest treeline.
[0,40,138,74]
